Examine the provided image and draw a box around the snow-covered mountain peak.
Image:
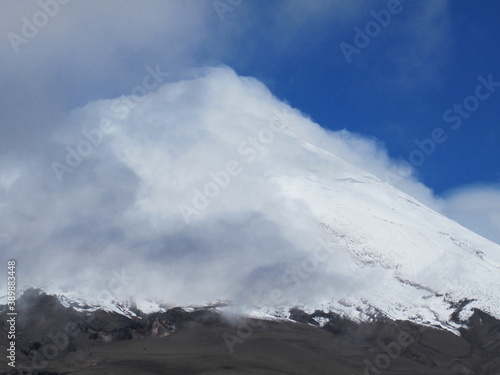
[2,70,499,335]
[4,138,498,336]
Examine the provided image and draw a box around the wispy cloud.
[441,185,500,245]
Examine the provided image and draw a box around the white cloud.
[0,65,497,309]
[441,185,500,245]
[0,67,362,305]
[0,0,453,157]
[2,1,497,310]
[0,1,209,71]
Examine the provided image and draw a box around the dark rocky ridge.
[1,289,500,374]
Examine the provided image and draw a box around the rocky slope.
[2,289,500,374]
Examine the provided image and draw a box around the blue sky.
[0,0,499,289]
[3,0,491,196]
[214,0,500,195]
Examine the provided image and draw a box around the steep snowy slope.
[5,136,498,335]
[261,141,500,332]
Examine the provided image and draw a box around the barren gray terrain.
[2,290,500,374]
